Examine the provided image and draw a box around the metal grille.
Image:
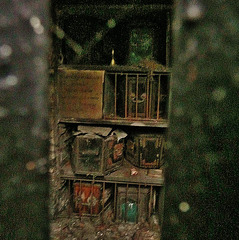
[104,72,170,120]
[68,178,163,222]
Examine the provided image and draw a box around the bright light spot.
[5,75,18,86]
[107,19,116,28]
[30,16,44,34]
[186,3,203,20]
[212,87,226,101]
[26,161,36,171]
[0,44,12,58]
[30,16,41,28]
[34,25,44,35]
[179,202,190,212]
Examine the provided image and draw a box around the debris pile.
[50,216,161,240]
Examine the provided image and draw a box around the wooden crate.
[126,133,166,169]
[71,127,124,176]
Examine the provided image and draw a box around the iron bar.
[146,73,150,118]
[149,72,153,119]
[125,74,128,118]
[114,183,117,220]
[148,185,153,220]
[105,71,170,120]
[67,180,71,218]
[90,180,94,215]
[68,178,164,223]
[137,185,141,223]
[79,180,82,217]
[114,73,117,118]
[125,184,129,222]
[136,74,139,118]
[157,75,161,119]
[160,137,165,165]
[102,181,105,220]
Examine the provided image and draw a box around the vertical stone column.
[163,1,239,239]
[0,1,50,239]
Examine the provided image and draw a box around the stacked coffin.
[70,126,126,217]
[58,68,167,221]
[71,126,126,176]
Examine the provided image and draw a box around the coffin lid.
[74,125,128,141]
[76,125,112,137]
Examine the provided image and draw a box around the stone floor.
[50,215,161,240]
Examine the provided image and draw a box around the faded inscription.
[58,69,105,119]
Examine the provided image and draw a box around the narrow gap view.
[49,1,173,239]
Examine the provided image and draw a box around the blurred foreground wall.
[163,1,239,240]
[0,1,50,239]
[1,0,239,239]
